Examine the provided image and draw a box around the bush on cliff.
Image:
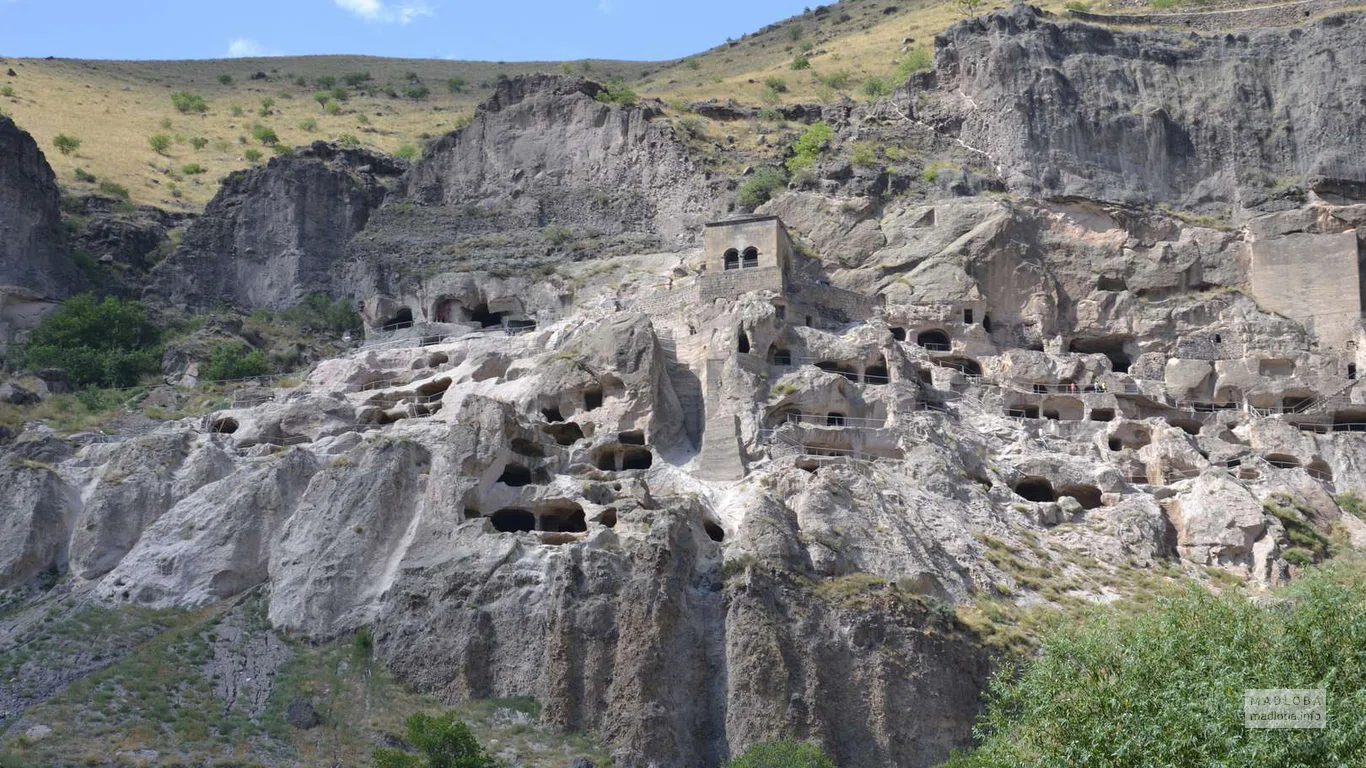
[373,711,499,768]
[737,167,788,210]
[198,342,272,382]
[24,294,162,388]
[725,739,836,768]
[942,557,1366,767]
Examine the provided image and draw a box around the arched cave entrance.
[211,417,239,434]
[916,329,950,350]
[544,422,585,446]
[1059,484,1103,510]
[385,308,414,331]
[704,520,725,542]
[1014,477,1056,503]
[622,448,653,470]
[1068,336,1132,374]
[738,331,750,355]
[769,345,792,366]
[539,503,587,533]
[491,508,536,533]
[497,464,534,487]
[864,357,889,385]
[470,304,504,329]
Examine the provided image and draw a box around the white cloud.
[226,38,278,57]
[333,0,434,24]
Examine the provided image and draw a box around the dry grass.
[0,0,1086,212]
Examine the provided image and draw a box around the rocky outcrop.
[0,117,79,300]
[150,142,404,310]
[933,5,1366,207]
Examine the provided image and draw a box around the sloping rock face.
[0,116,80,299]
[934,5,1366,206]
[347,75,720,303]
[150,142,404,310]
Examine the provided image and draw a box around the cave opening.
[769,345,792,366]
[826,412,846,427]
[738,331,751,355]
[470,304,503,329]
[541,407,564,423]
[1266,453,1302,469]
[622,448,653,470]
[584,387,604,412]
[1308,459,1334,481]
[511,438,545,458]
[539,503,587,533]
[385,308,414,330]
[1068,336,1132,374]
[815,361,858,381]
[864,357,889,385]
[1060,484,1103,510]
[594,450,618,472]
[599,508,618,528]
[491,508,536,533]
[1014,477,1056,503]
[916,329,950,350]
[890,327,907,342]
[1090,408,1116,422]
[497,464,534,487]
[618,430,646,445]
[211,417,239,434]
[704,520,725,542]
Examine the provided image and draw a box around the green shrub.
[99,180,130,199]
[52,133,81,155]
[1339,492,1366,520]
[763,76,789,94]
[324,100,343,116]
[315,75,337,89]
[217,73,233,85]
[343,71,372,87]
[298,117,318,132]
[23,295,162,388]
[313,91,332,109]
[373,711,499,768]
[405,84,431,100]
[199,342,272,381]
[148,134,172,154]
[395,144,419,162]
[170,91,208,114]
[594,79,637,106]
[244,148,263,162]
[895,48,934,81]
[790,55,811,71]
[850,142,878,168]
[685,58,701,70]
[356,113,369,124]
[189,136,209,150]
[278,294,362,334]
[1065,0,1092,9]
[785,121,834,173]
[258,96,275,117]
[73,167,97,183]
[447,76,467,93]
[861,75,892,99]
[250,123,279,145]
[737,167,789,209]
[336,133,361,148]
[181,163,205,175]
[817,70,852,90]
[0,85,14,97]
[542,224,575,246]
[229,104,244,117]
[725,739,835,768]
[758,107,783,122]
[944,560,1366,766]
[329,87,349,102]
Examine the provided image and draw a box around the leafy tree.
[171,91,208,114]
[250,123,279,145]
[946,561,1366,767]
[956,0,984,16]
[244,148,263,162]
[148,134,172,154]
[594,79,637,106]
[790,55,811,71]
[373,711,499,768]
[314,91,333,110]
[343,71,372,87]
[315,75,337,89]
[298,117,318,132]
[24,295,162,388]
[405,84,431,100]
[99,180,130,199]
[725,739,835,768]
[894,48,934,81]
[447,76,467,93]
[785,121,834,173]
[52,133,81,155]
[189,136,209,150]
[861,76,892,99]
[217,73,233,85]
[199,341,272,381]
[278,294,362,333]
[737,167,788,209]
[395,144,419,162]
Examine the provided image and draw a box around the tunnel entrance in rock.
[599,508,618,528]
[816,361,858,381]
[385,308,414,330]
[434,298,466,324]
[470,304,503,328]
[497,464,534,487]
[917,329,950,350]
[1335,409,1366,431]
[542,407,564,423]
[826,412,846,426]
[1097,275,1127,292]
[511,438,545,458]
[1060,484,1103,510]
[595,451,617,472]
[491,508,535,533]
[1014,477,1056,502]
[1090,408,1115,422]
[618,430,645,445]
[738,331,750,355]
[544,422,584,446]
[539,503,587,533]
[211,417,239,434]
[1109,437,1123,451]
[1283,395,1315,412]
[937,357,982,376]
[865,357,889,384]
[704,520,725,542]
[417,378,452,397]
[1069,336,1132,374]
[1008,405,1040,419]
[1170,418,1202,436]
[890,327,906,342]
[622,448,653,470]
[1266,453,1301,469]
[769,345,792,366]
[583,387,604,412]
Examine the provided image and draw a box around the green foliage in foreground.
[594,79,638,106]
[785,121,834,174]
[725,739,836,768]
[737,167,789,210]
[373,712,499,768]
[272,293,363,334]
[24,294,161,388]
[943,558,1366,766]
[198,342,272,382]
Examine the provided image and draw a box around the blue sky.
[0,0,813,61]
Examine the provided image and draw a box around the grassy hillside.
[0,0,1073,211]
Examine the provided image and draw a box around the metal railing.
[786,413,889,429]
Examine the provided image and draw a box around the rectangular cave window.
[963,308,974,325]
[775,305,786,320]
[584,388,604,411]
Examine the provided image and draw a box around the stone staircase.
[696,356,746,481]
[657,333,704,449]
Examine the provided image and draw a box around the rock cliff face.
[150,142,404,310]
[933,5,1366,207]
[0,117,81,326]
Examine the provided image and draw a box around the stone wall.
[703,216,790,273]
[698,267,786,302]
[1249,231,1363,351]
[1066,0,1349,31]
[789,280,882,322]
